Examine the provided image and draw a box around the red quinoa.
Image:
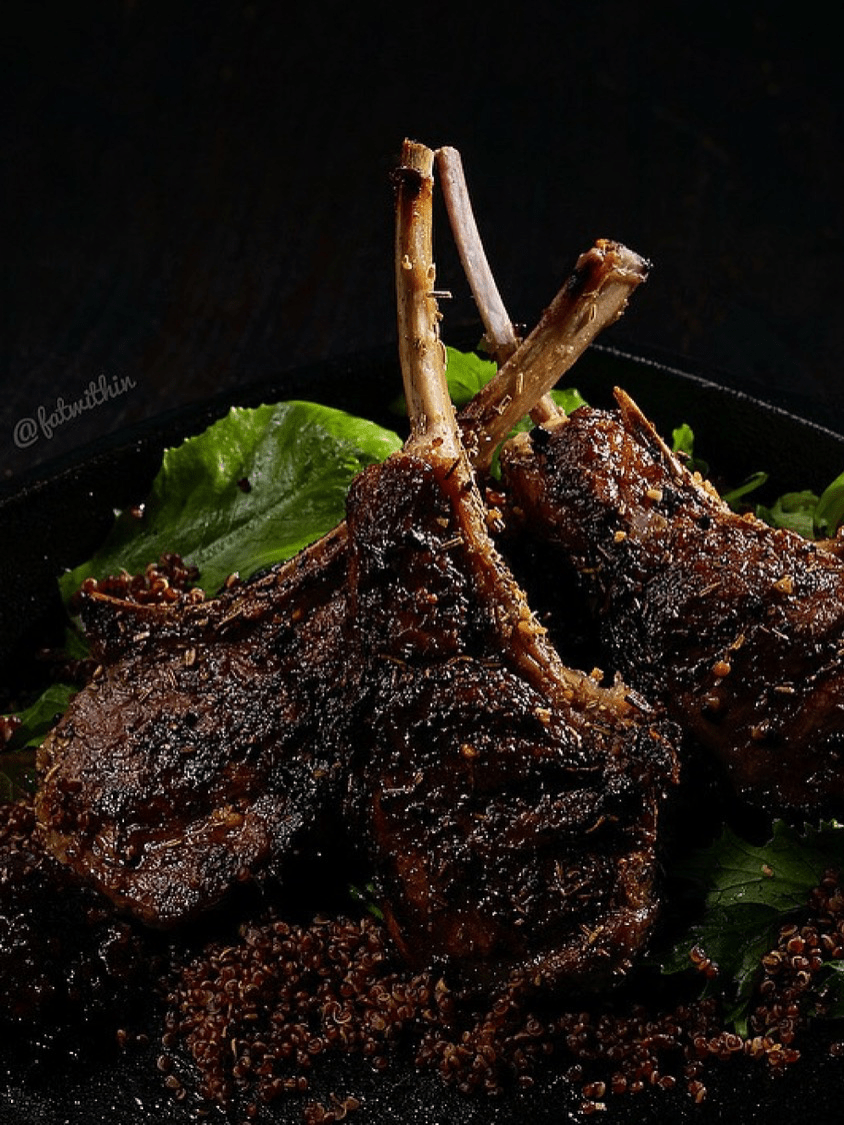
[158,872,844,1121]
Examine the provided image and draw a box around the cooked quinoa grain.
[159,873,844,1121]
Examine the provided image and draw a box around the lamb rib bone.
[435,145,521,368]
[457,239,649,471]
[343,138,678,992]
[435,146,648,463]
[395,141,639,704]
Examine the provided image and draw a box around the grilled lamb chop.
[500,391,844,815]
[344,142,678,993]
[36,525,353,926]
[434,154,844,816]
[35,143,649,931]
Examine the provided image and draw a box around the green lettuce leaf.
[1,680,79,797]
[819,961,844,1018]
[443,346,498,406]
[722,470,769,509]
[813,469,844,538]
[59,401,402,600]
[670,422,710,476]
[4,682,79,751]
[0,751,36,802]
[442,345,587,416]
[751,474,844,538]
[755,490,820,538]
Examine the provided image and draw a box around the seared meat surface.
[500,390,844,815]
[33,151,654,937]
[344,142,678,992]
[345,450,677,991]
[36,526,354,926]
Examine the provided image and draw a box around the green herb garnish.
[5,350,844,1031]
[59,401,401,601]
[661,821,844,1033]
[4,683,79,750]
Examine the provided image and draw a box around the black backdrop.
[4,1,843,482]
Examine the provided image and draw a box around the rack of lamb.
[35,142,665,944]
[431,140,844,819]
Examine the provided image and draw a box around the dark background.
[3,1,843,485]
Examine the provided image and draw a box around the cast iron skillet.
[2,344,844,1124]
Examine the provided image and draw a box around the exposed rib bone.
[393,141,459,457]
[436,145,562,429]
[393,140,639,715]
[435,145,556,426]
[458,240,650,471]
[435,146,521,366]
[435,147,648,452]
[346,141,679,988]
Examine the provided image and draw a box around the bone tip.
[395,139,435,182]
[580,240,652,285]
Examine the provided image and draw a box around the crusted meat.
[500,390,844,815]
[36,526,354,926]
[344,142,678,993]
[344,451,677,991]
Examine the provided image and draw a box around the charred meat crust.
[35,528,356,927]
[500,391,844,815]
[33,141,677,1006]
[0,801,151,1024]
[344,450,677,993]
